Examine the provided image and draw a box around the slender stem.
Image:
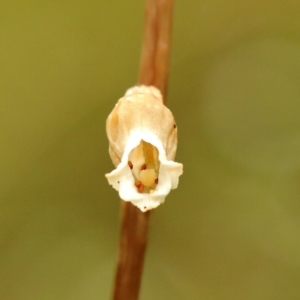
[112,1,173,299]
[139,0,173,99]
[112,203,151,300]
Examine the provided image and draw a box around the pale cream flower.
[105,85,183,212]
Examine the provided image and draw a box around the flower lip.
[106,129,182,211]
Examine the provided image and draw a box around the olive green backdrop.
[1,1,300,299]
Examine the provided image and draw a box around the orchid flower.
[105,85,183,212]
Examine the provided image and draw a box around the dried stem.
[112,0,173,299]
[139,0,173,99]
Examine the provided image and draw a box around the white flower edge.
[105,129,183,212]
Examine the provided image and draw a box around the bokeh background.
[1,1,300,299]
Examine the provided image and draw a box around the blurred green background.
[1,1,300,299]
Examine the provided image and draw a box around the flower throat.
[128,140,160,193]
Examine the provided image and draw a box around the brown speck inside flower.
[128,140,160,193]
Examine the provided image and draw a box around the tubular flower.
[105,85,183,212]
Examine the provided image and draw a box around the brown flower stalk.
[112,0,174,299]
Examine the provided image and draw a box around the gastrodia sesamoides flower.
[105,85,183,212]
